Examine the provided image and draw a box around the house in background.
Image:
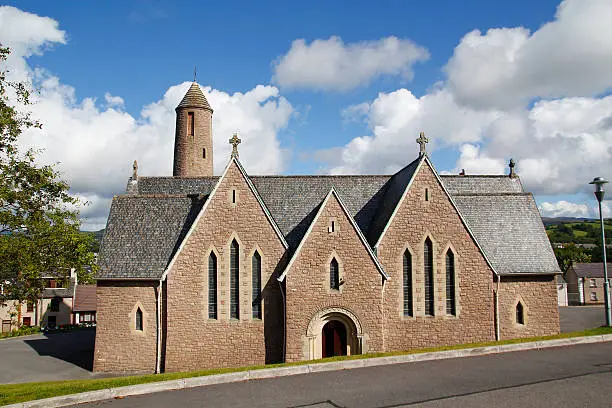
[0,269,96,332]
[73,285,97,325]
[557,275,568,306]
[566,263,612,305]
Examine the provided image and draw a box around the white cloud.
[446,0,612,109]
[325,88,499,174]
[2,6,293,231]
[538,201,590,218]
[272,36,429,91]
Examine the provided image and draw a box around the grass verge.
[1,326,611,406]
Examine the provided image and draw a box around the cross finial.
[193,66,197,82]
[132,160,138,179]
[416,131,429,156]
[509,158,517,178]
[229,132,242,159]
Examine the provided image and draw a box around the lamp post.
[590,177,611,327]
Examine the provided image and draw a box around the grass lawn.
[1,326,611,406]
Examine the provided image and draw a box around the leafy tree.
[0,46,96,307]
[553,243,592,273]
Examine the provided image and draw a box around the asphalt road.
[78,342,612,408]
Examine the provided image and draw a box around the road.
[79,341,612,408]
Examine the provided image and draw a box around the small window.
[424,238,434,316]
[590,292,597,301]
[188,112,194,136]
[516,302,524,325]
[232,189,236,204]
[252,251,262,320]
[403,250,413,317]
[445,250,456,316]
[49,297,60,312]
[230,239,240,319]
[425,188,429,201]
[589,279,597,288]
[203,148,206,159]
[328,219,336,233]
[26,301,34,313]
[136,307,143,331]
[22,317,31,326]
[330,258,340,290]
[208,252,218,319]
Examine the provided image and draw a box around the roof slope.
[177,82,212,111]
[73,285,97,312]
[251,175,389,248]
[97,195,205,279]
[453,193,560,275]
[98,165,558,279]
[572,263,612,278]
[441,175,524,194]
[367,157,421,246]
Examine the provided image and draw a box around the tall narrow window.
[208,252,217,319]
[202,148,206,159]
[424,238,434,316]
[330,258,340,290]
[446,250,456,316]
[516,302,524,325]
[425,188,429,201]
[252,251,262,319]
[230,239,240,319]
[135,307,143,331]
[188,112,194,136]
[403,250,413,317]
[50,297,60,312]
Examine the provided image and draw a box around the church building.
[94,82,560,373]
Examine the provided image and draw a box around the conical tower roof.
[176,82,213,112]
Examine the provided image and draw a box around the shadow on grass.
[24,328,95,371]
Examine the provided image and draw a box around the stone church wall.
[498,275,559,339]
[284,194,384,362]
[377,162,496,351]
[93,281,158,373]
[164,162,287,372]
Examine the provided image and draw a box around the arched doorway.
[304,307,366,360]
[322,320,347,357]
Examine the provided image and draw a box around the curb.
[5,334,612,408]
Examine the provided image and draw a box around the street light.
[590,177,611,327]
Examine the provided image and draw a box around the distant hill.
[541,217,595,227]
[545,219,612,244]
[82,229,105,252]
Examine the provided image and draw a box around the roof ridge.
[453,192,532,197]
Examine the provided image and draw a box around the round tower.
[173,82,214,177]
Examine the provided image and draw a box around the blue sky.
[1,0,612,229]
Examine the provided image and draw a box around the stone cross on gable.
[229,132,242,159]
[416,132,429,156]
[132,160,138,179]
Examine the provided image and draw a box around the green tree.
[0,46,96,306]
[554,243,591,273]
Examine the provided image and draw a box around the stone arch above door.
[304,307,366,360]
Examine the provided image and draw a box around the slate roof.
[571,263,612,278]
[42,276,76,299]
[442,175,524,194]
[453,193,560,275]
[73,285,97,312]
[98,194,206,279]
[177,82,212,111]
[97,165,559,279]
[251,175,389,248]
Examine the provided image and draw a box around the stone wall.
[164,161,287,372]
[284,192,385,362]
[498,275,560,339]
[377,161,496,351]
[93,281,158,373]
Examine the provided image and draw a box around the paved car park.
[0,329,97,384]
